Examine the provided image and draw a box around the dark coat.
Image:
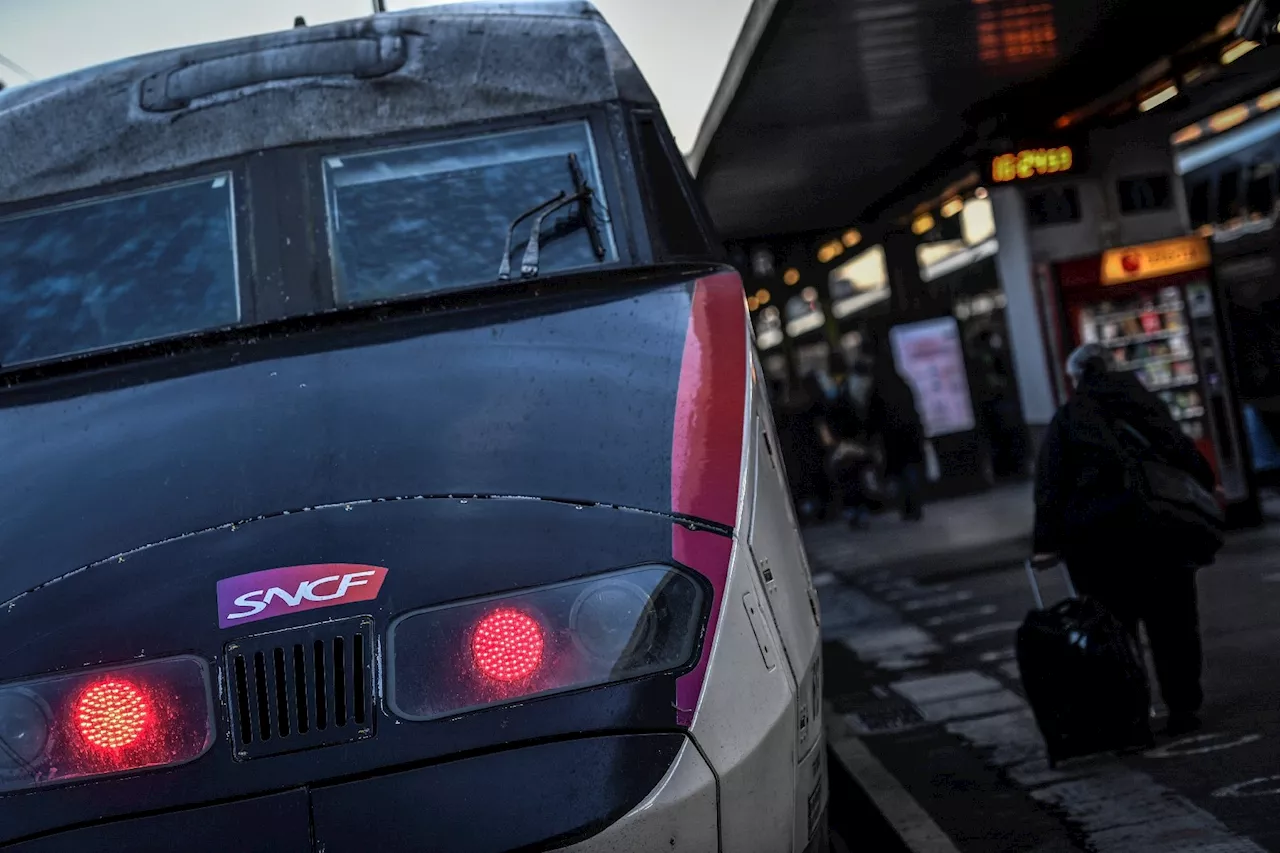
[776,383,831,502]
[825,385,865,441]
[1033,370,1215,568]
[867,371,925,474]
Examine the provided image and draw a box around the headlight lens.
[0,690,50,777]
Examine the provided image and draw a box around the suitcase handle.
[1024,558,1078,610]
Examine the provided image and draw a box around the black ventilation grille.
[225,616,375,760]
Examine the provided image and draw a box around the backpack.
[1109,417,1225,566]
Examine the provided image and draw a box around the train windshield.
[0,175,240,367]
[323,119,618,304]
[0,119,624,370]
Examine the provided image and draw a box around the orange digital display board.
[990,146,1075,183]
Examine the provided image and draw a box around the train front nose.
[0,272,803,850]
[0,495,726,851]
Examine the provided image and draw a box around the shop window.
[960,197,996,245]
[1025,185,1080,227]
[1246,161,1276,218]
[828,245,889,318]
[1117,174,1173,214]
[1216,170,1243,223]
[918,238,1000,283]
[1187,180,1211,231]
[917,240,967,270]
[784,288,826,337]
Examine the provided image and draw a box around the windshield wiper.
[497,153,606,281]
[497,190,573,281]
[568,151,607,262]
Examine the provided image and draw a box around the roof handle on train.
[139,35,408,112]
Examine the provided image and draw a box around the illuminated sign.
[889,317,975,438]
[990,146,1075,183]
[1100,236,1211,286]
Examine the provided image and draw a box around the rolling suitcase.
[1016,560,1153,767]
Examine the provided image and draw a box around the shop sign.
[1100,236,1211,285]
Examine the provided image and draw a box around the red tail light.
[0,656,212,793]
[76,680,151,749]
[471,608,545,682]
[387,565,707,721]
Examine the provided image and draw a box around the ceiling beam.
[686,0,786,175]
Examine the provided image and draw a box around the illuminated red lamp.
[1121,253,1142,274]
[471,608,545,682]
[76,680,150,750]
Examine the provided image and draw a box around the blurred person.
[866,357,926,522]
[776,373,834,523]
[845,357,875,419]
[828,356,879,527]
[1032,343,1220,736]
[810,352,871,527]
[974,327,1027,478]
[819,351,860,440]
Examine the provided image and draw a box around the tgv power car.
[0,4,826,851]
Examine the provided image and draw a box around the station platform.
[813,485,1280,853]
[805,482,1034,582]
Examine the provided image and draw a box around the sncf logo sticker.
[217,564,388,628]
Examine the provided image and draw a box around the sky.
[0,0,749,153]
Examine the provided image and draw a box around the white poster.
[889,317,976,438]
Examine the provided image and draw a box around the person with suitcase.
[1030,342,1224,738]
[1017,556,1153,766]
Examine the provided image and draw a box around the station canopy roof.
[693,0,1245,240]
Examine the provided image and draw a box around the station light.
[754,288,771,305]
[1258,87,1280,113]
[1221,38,1260,65]
[747,296,759,312]
[1181,64,1213,86]
[1172,124,1203,146]
[841,229,862,248]
[1139,82,1178,113]
[816,239,844,264]
[940,196,964,218]
[974,186,989,200]
[911,213,935,236]
[782,268,800,286]
[1209,103,1251,133]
